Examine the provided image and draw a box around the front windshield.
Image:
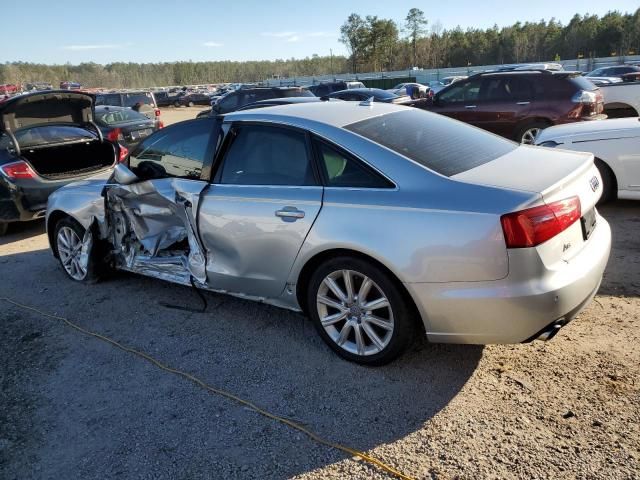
[2,125,95,150]
[586,68,606,77]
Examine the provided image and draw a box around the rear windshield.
[568,75,599,91]
[372,90,399,100]
[123,92,155,107]
[345,109,517,177]
[96,108,149,125]
[280,89,315,98]
[1,125,95,150]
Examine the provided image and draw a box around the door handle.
[275,207,305,220]
[464,105,477,109]
[517,101,530,105]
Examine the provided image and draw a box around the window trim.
[310,135,396,190]
[211,121,322,187]
[128,118,218,181]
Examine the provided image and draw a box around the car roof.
[225,100,404,128]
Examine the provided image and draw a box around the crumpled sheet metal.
[106,178,208,284]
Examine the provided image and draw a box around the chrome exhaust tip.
[536,320,565,341]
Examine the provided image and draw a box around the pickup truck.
[599,78,640,118]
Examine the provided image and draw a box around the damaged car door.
[198,123,323,298]
[105,119,218,285]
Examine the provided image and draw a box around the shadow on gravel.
[0,219,45,246]
[0,247,482,479]
[597,200,640,298]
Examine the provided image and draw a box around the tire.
[53,217,103,283]
[174,101,181,108]
[188,101,194,107]
[516,121,549,145]
[306,256,415,365]
[0,222,8,236]
[594,159,617,205]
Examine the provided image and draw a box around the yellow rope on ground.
[1,297,416,480]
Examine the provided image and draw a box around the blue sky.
[3,0,638,64]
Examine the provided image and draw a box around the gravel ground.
[0,201,638,480]
[159,106,209,126]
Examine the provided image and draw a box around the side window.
[129,119,214,180]
[315,139,394,189]
[438,79,481,104]
[219,125,317,186]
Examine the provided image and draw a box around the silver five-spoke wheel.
[317,269,394,357]
[56,226,88,281]
[520,127,542,145]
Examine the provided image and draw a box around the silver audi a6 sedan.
[46,102,611,365]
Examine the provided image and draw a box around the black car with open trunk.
[0,91,120,235]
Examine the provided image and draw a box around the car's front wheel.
[54,217,103,283]
[307,256,415,365]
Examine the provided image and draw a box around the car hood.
[0,90,94,133]
[535,118,640,145]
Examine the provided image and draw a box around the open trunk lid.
[0,91,94,134]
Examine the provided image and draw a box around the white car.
[535,118,640,202]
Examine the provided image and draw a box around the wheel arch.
[594,157,618,200]
[294,248,425,334]
[603,102,639,118]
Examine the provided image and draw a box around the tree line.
[1,8,639,88]
[342,8,640,73]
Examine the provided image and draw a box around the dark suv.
[95,91,161,128]
[424,70,606,144]
[207,86,314,116]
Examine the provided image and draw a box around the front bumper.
[405,215,611,344]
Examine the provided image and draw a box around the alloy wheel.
[57,226,88,281]
[521,127,541,145]
[316,269,394,357]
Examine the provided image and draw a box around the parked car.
[60,82,82,90]
[598,77,640,118]
[175,92,214,107]
[0,84,21,95]
[46,102,610,364]
[0,91,120,236]
[94,106,159,150]
[535,117,640,202]
[306,81,365,97]
[324,88,419,106]
[387,82,431,98]
[95,91,161,128]
[586,65,640,80]
[25,82,53,91]
[424,70,606,144]
[204,86,315,116]
[153,91,181,107]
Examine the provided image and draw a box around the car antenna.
[359,97,375,107]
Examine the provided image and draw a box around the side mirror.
[112,163,139,185]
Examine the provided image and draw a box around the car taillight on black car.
[1,160,37,180]
[501,197,581,248]
[107,128,125,142]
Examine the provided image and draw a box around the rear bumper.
[0,180,48,222]
[405,215,611,344]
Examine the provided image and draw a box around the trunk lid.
[453,144,603,265]
[0,91,94,134]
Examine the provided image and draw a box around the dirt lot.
[160,106,210,126]
[0,201,638,480]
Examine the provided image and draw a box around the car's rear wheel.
[0,222,8,236]
[307,256,414,365]
[54,217,102,283]
[517,121,549,145]
[188,101,194,107]
[595,159,617,205]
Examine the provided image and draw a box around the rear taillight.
[118,144,129,163]
[107,128,124,142]
[501,196,581,248]
[158,121,164,129]
[571,90,599,116]
[1,160,37,179]
[155,108,161,117]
